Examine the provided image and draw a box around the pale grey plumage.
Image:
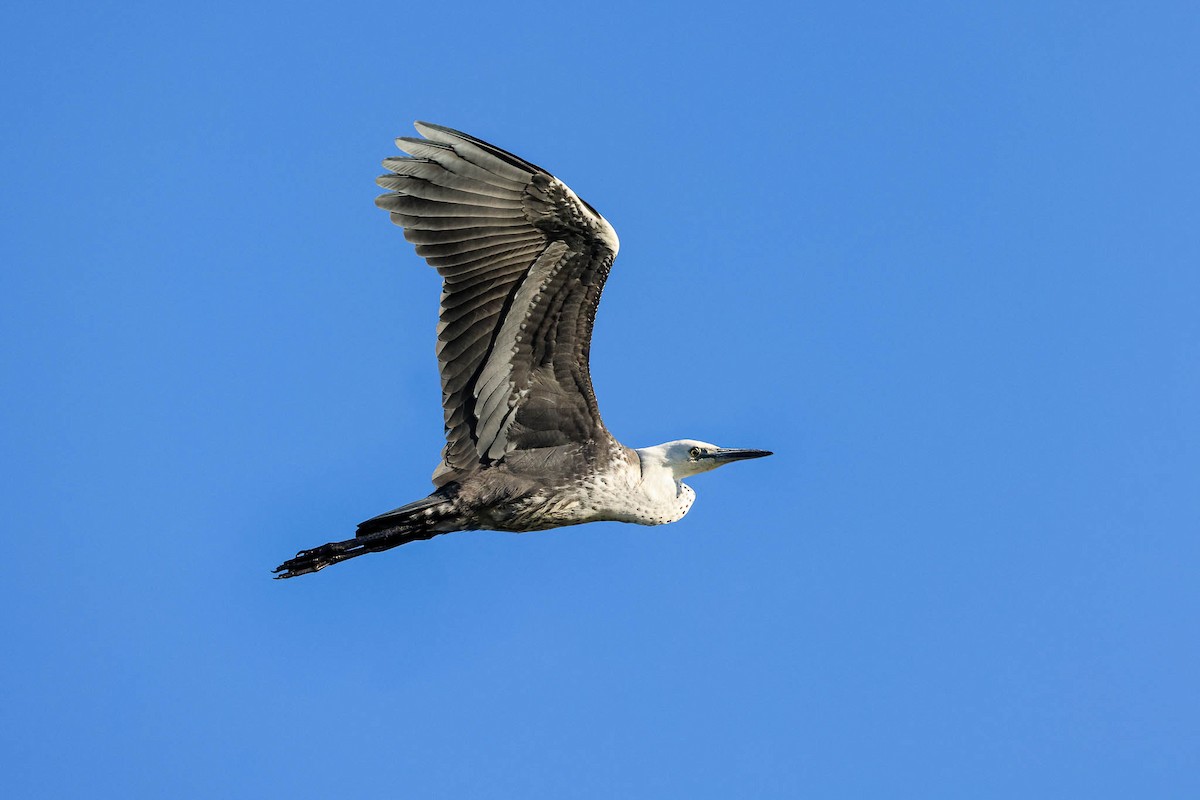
[274,123,770,579]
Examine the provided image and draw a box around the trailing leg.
[273,490,462,579]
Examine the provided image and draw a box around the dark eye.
[689,447,702,459]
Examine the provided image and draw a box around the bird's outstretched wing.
[376,122,622,487]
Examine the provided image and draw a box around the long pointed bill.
[705,448,773,463]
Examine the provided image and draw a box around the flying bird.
[274,123,771,578]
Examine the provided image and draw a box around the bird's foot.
[272,539,357,579]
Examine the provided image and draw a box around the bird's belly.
[494,474,693,531]
[494,491,613,531]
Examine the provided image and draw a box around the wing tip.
[374,192,400,212]
[414,120,454,139]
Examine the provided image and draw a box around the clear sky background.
[2,2,1197,797]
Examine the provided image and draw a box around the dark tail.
[273,490,462,579]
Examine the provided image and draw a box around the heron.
[274,122,771,579]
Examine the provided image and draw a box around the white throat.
[628,444,699,526]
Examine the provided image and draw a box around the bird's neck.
[631,448,696,524]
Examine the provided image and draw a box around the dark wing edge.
[375,122,620,487]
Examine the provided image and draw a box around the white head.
[636,439,773,481]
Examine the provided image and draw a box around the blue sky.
[2,1,1197,797]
